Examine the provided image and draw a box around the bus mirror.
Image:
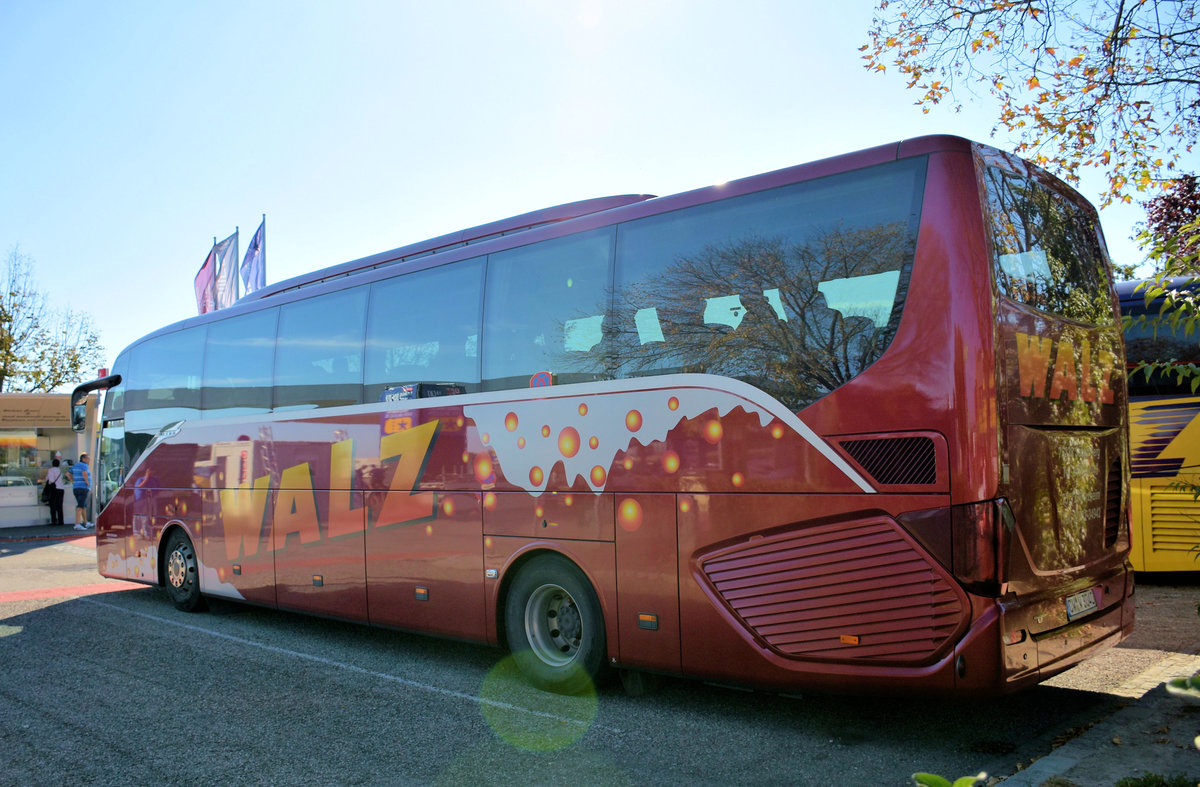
[69,373,122,433]
[71,401,88,432]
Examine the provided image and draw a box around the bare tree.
[0,246,105,392]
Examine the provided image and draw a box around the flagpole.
[210,235,217,309]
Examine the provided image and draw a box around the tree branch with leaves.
[862,0,1200,206]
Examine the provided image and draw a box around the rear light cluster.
[898,501,1014,596]
[950,499,1015,597]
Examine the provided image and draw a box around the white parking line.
[82,596,621,734]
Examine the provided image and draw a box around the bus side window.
[482,229,614,391]
[274,287,367,410]
[364,259,484,402]
[123,326,206,463]
[202,308,277,419]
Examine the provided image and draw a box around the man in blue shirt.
[72,453,92,531]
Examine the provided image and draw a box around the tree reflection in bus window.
[603,159,926,411]
[985,165,1113,325]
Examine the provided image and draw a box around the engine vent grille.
[1105,460,1122,548]
[839,436,937,486]
[700,520,967,664]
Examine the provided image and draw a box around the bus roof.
[125,134,981,353]
[240,193,656,304]
[1115,277,1198,308]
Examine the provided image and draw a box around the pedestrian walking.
[72,453,92,531]
[44,459,66,527]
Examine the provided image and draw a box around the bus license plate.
[1065,588,1098,621]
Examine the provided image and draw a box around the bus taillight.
[951,499,1015,596]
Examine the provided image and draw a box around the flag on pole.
[194,245,217,314]
[214,230,240,309]
[240,217,265,294]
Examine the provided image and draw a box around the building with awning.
[0,393,98,528]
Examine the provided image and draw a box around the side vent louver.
[839,436,937,487]
[1105,459,1122,548]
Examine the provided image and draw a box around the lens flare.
[505,412,519,432]
[662,451,680,474]
[478,655,598,752]
[703,419,723,444]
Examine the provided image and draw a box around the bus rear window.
[985,166,1113,324]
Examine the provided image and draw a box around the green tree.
[862,0,1200,206]
[1145,174,1200,270]
[0,246,105,392]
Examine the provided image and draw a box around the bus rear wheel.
[504,554,606,694]
[163,530,204,612]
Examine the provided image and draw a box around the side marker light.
[637,613,659,631]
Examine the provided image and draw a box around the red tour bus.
[75,135,1132,695]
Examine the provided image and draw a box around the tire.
[504,554,607,694]
[163,529,205,612]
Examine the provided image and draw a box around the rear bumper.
[996,562,1135,690]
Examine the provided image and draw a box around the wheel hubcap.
[524,583,583,667]
[167,546,191,590]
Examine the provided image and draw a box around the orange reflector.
[839,634,860,645]
[415,587,429,601]
[637,613,659,631]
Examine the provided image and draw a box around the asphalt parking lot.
[2,529,1198,785]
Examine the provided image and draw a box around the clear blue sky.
[0,1,1171,375]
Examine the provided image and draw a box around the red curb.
[0,581,143,603]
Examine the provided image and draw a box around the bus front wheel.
[504,554,606,694]
[163,530,204,612]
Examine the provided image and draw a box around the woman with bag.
[44,458,66,527]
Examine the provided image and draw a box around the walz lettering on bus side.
[375,419,441,529]
[217,420,442,558]
[1015,332,1115,404]
[219,475,271,560]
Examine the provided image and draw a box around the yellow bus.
[1120,277,1200,571]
